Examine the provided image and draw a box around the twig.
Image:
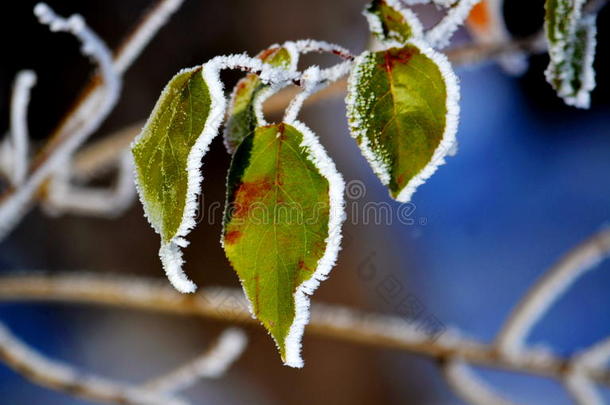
[564,336,610,405]
[0,273,609,387]
[495,228,610,357]
[43,151,136,218]
[8,71,37,186]
[443,360,519,405]
[0,321,188,405]
[565,372,603,405]
[142,328,247,393]
[0,0,184,239]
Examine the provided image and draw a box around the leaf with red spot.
[223,122,344,368]
[346,41,460,202]
[223,45,297,153]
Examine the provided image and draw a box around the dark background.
[0,0,609,403]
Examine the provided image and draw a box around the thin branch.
[113,0,185,74]
[0,321,188,405]
[0,273,609,387]
[564,336,610,405]
[43,151,136,218]
[443,360,519,405]
[142,328,247,393]
[73,122,144,182]
[495,228,610,357]
[0,3,121,240]
[564,372,603,405]
[8,71,37,186]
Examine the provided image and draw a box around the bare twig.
[564,336,610,405]
[443,360,519,405]
[495,228,610,357]
[0,0,184,239]
[0,321,188,405]
[142,328,247,393]
[565,372,603,405]
[0,273,609,387]
[43,151,136,218]
[8,71,37,186]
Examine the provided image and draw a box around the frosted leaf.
[346,39,460,202]
[222,122,345,367]
[223,45,298,154]
[133,53,302,293]
[132,66,225,293]
[544,0,598,108]
[363,0,424,45]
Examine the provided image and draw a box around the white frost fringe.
[280,120,346,368]
[345,51,392,185]
[563,15,597,109]
[544,0,596,108]
[426,0,482,49]
[397,39,460,203]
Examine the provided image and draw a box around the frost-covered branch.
[0,321,188,405]
[495,228,610,357]
[564,336,610,405]
[43,151,136,218]
[142,328,247,393]
[113,0,185,74]
[0,0,183,240]
[443,360,519,405]
[7,71,37,186]
[0,3,121,240]
[0,273,609,389]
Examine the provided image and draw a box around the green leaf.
[544,0,597,108]
[346,41,459,202]
[132,66,223,293]
[363,0,423,44]
[223,122,344,368]
[223,46,296,153]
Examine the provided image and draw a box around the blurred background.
[1,0,610,403]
